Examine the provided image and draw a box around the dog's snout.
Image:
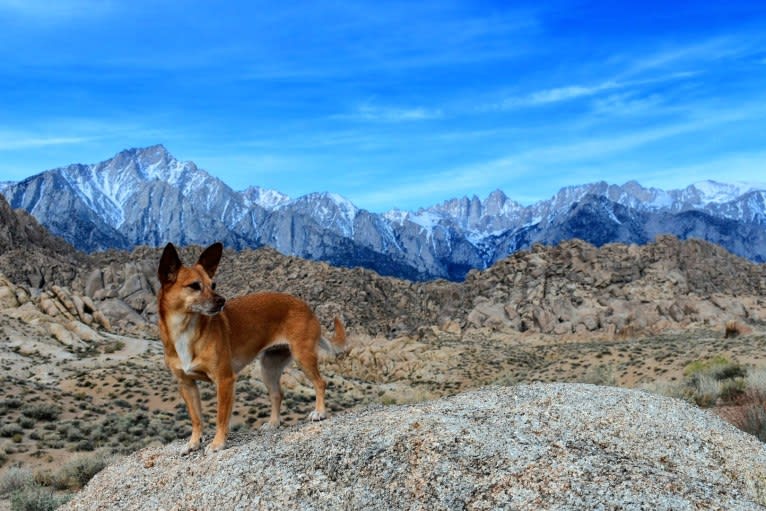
[214,295,226,309]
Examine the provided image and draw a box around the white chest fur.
[169,315,198,374]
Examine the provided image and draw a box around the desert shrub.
[75,439,95,451]
[0,467,33,496]
[691,374,720,407]
[741,405,766,442]
[20,405,60,422]
[746,367,766,402]
[579,364,617,386]
[9,484,69,511]
[2,398,23,410]
[1,423,23,438]
[684,356,745,382]
[65,425,84,442]
[51,450,112,490]
[2,467,69,511]
[17,417,35,429]
[684,356,746,407]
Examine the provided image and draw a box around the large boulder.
[64,384,766,510]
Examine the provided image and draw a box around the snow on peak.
[409,210,443,231]
[383,209,408,224]
[325,192,359,217]
[689,180,766,204]
[293,192,360,236]
[243,186,290,210]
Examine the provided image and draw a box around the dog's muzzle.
[193,296,226,316]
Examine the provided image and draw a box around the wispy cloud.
[621,35,757,77]
[495,69,702,112]
[333,104,443,123]
[522,82,619,106]
[0,132,96,151]
[355,97,766,210]
[354,156,522,210]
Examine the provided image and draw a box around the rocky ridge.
[2,233,765,341]
[63,383,766,510]
[0,194,85,287]
[73,236,766,340]
[462,236,766,337]
[2,145,765,280]
[2,194,766,352]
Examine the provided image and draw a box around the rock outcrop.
[0,194,86,287]
[0,274,109,349]
[83,236,766,338]
[460,236,766,336]
[63,384,766,510]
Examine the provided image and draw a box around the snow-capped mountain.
[1,145,764,281]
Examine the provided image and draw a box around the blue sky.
[1,1,765,211]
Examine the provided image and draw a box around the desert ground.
[3,311,765,480]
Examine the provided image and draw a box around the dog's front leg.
[178,379,203,455]
[206,373,235,454]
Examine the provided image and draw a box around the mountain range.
[1,144,765,280]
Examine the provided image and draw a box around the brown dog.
[157,242,345,454]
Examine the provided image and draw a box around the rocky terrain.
[0,194,85,288]
[2,196,766,507]
[79,235,766,342]
[63,384,766,510]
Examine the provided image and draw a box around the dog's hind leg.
[292,344,328,422]
[178,379,203,455]
[261,346,292,428]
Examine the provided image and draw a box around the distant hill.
[0,194,87,287]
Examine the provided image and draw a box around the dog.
[156,242,346,454]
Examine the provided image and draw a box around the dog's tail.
[319,317,346,356]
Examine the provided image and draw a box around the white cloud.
[334,104,443,123]
[495,81,618,110]
[0,132,94,151]
[622,36,752,77]
[353,156,521,210]
[354,99,766,211]
[527,82,618,105]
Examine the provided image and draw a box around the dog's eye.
[211,282,217,290]
[188,282,202,291]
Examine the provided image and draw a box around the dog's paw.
[308,410,326,422]
[261,420,280,431]
[204,442,225,456]
[180,441,201,456]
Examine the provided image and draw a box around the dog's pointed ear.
[197,242,223,278]
[158,243,182,286]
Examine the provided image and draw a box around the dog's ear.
[197,242,223,278]
[158,243,182,286]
